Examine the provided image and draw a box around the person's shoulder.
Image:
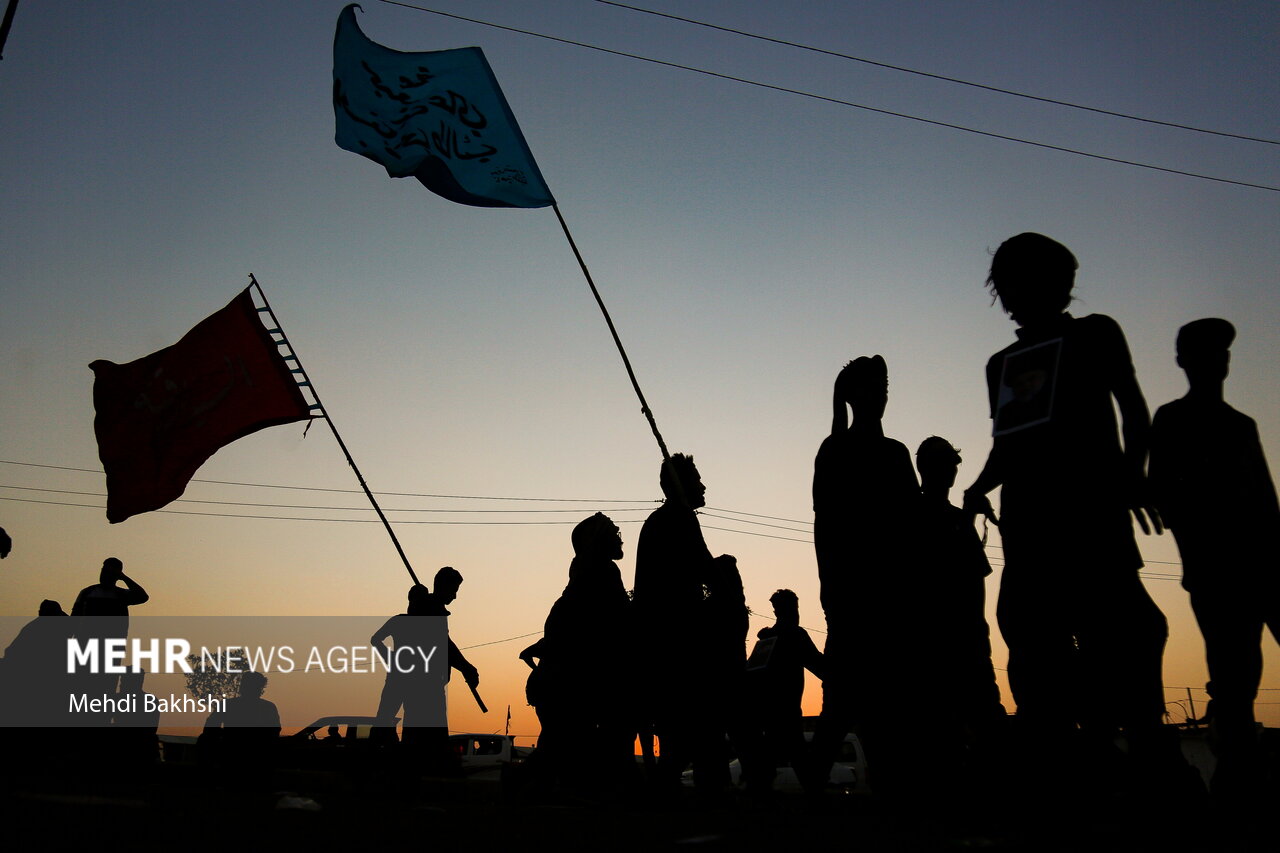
[1074,313,1126,339]
[1152,397,1185,423]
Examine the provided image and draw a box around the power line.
[0,459,1191,570]
[0,483,654,514]
[374,1,1279,193]
[0,459,654,504]
[0,495,647,524]
[592,0,1279,147]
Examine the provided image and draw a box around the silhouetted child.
[962,233,1192,798]
[1150,318,1280,798]
[809,355,927,799]
[916,437,1005,729]
[746,589,823,792]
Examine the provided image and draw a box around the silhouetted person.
[372,583,447,742]
[0,526,11,558]
[110,669,161,771]
[523,513,635,797]
[702,553,750,792]
[72,557,149,720]
[962,233,1191,798]
[71,557,149,634]
[385,567,476,767]
[202,671,280,790]
[808,356,927,798]
[1150,318,1280,799]
[746,589,824,792]
[633,452,731,792]
[2,599,73,727]
[917,437,1005,723]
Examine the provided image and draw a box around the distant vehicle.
[291,715,391,742]
[448,733,529,772]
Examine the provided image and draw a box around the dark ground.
[1,755,1274,853]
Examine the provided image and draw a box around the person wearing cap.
[1150,318,1280,797]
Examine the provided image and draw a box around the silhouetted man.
[633,453,729,791]
[746,589,824,791]
[809,355,925,798]
[1150,318,1280,797]
[374,567,477,757]
[372,583,445,739]
[962,233,1189,796]
[72,557,149,627]
[202,671,279,789]
[72,557,149,717]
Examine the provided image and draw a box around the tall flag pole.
[332,5,676,472]
[249,275,422,586]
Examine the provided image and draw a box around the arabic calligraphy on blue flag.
[333,4,554,209]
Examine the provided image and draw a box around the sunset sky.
[2,0,1277,739]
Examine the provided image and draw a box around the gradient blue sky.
[2,1,1277,736]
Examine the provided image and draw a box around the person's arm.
[963,355,1005,522]
[370,616,397,667]
[1108,322,1163,535]
[449,639,478,687]
[119,573,149,605]
[962,446,1003,523]
[518,640,544,670]
[798,628,825,681]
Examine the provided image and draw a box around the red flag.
[90,289,314,523]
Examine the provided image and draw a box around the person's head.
[100,557,123,584]
[38,599,66,617]
[987,233,1077,327]
[915,436,962,492]
[571,512,623,561]
[835,355,888,422]
[1176,317,1234,390]
[660,453,706,509]
[406,583,431,614]
[769,588,799,623]
[239,671,268,698]
[433,566,463,604]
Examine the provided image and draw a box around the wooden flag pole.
[249,274,422,587]
[553,205,671,463]
[552,205,700,511]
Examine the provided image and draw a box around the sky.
[1,0,1278,740]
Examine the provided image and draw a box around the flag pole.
[552,205,671,464]
[248,274,422,587]
[552,205,700,513]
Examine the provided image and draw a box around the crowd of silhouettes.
[1,233,1276,831]
[513,232,1275,821]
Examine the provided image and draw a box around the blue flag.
[333,5,554,209]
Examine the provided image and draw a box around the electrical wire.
[373,1,1280,193]
[591,0,1279,146]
